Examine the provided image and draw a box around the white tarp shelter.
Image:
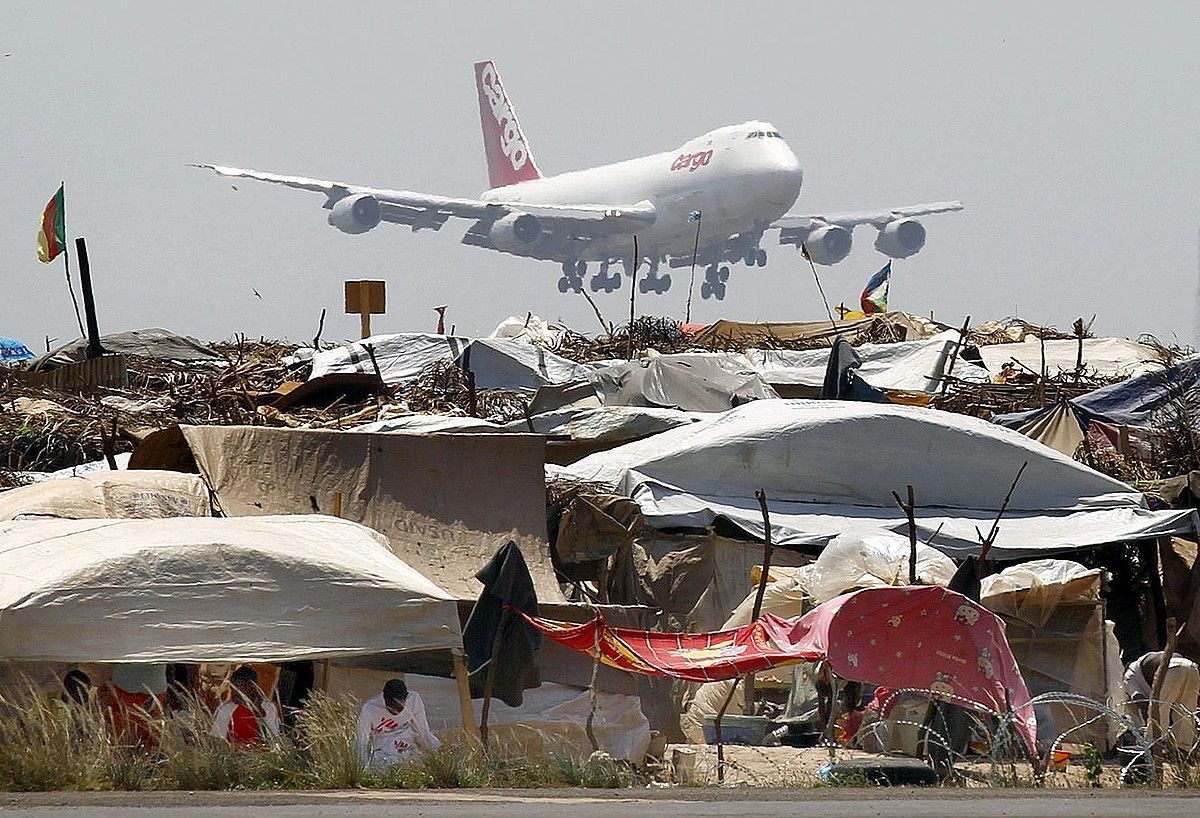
[979,337,1167,379]
[556,400,1196,559]
[746,330,989,392]
[0,470,211,521]
[310,333,588,391]
[0,515,462,663]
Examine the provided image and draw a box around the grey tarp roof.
[555,399,1196,559]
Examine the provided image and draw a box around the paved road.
[3,790,1200,818]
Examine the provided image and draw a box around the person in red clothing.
[208,666,280,747]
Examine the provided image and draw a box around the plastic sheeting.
[979,337,1166,379]
[802,532,958,604]
[993,357,1200,432]
[556,400,1197,558]
[327,667,650,761]
[0,515,463,663]
[35,328,225,368]
[183,425,563,602]
[746,330,988,392]
[309,333,588,391]
[503,405,701,443]
[0,469,211,521]
[588,355,779,412]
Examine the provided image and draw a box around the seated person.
[356,678,441,771]
[208,666,281,747]
[61,669,92,705]
[105,663,167,749]
[1125,650,1199,752]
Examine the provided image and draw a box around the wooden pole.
[61,245,86,338]
[74,238,104,359]
[332,490,343,518]
[714,676,742,784]
[450,649,481,746]
[939,316,971,397]
[743,489,775,714]
[891,486,919,585]
[478,607,510,748]
[1146,617,1185,786]
[359,309,371,340]
[585,622,602,751]
[627,236,639,360]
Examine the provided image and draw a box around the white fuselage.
[479,121,803,262]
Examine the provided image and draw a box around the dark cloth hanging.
[462,541,542,706]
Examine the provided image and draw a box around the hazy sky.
[2,2,1198,350]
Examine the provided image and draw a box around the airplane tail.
[474,60,542,189]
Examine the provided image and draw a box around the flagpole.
[59,182,86,338]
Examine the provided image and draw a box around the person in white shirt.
[208,666,281,747]
[356,678,441,771]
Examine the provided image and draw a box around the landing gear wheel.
[638,277,653,294]
[655,276,671,294]
[713,282,727,300]
[757,249,768,267]
[589,274,605,292]
[576,260,588,276]
[606,272,621,292]
[744,251,756,267]
[557,276,570,293]
[561,260,576,276]
[719,266,730,282]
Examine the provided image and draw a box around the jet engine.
[327,194,382,234]
[802,225,852,265]
[488,211,542,251]
[874,219,926,259]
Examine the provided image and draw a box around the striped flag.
[859,261,891,315]
[37,184,66,263]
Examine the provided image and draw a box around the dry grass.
[0,688,640,793]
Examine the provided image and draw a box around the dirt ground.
[664,743,1130,788]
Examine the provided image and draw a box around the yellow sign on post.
[344,280,386,339]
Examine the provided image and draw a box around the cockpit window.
[746,131,782,139]
[768,131,781,138]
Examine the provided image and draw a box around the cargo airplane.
[196,61,961,301]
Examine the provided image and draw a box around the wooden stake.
[1146,617,1185,787]
[451,649,481,746]
[743,489,775,714]
[478,607,510,749]
[74,238,104,359]
[891,485,919,585]
[714,676,743,784]
[939,316,971,397]
[585,623,602,751]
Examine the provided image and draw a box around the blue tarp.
[0,337,34,363]
[993,357,1200,431]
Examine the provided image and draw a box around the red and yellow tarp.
[37,184,66,264]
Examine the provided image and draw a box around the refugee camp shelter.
[556,399,1197,558]
[0,515,462,663]
[177,425,562,601]
[0,469,211,521]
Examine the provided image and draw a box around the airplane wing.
[191,164,656,233]
[773,201,964,230]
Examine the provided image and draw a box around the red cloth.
[228,704,263,747]
[104,688,161,748]
[521,585,1037,755]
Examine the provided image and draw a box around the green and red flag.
[859,261,891,315]
[37,184,66,263]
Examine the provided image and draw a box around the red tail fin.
[474,60,541,189]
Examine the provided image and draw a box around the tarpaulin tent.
[0,470,211,521]
[33,328,224,369]
[746,330,988,394]
[993,357,1200,434]
[691,312,947,349]
[309,333,588,391]
[555,399,1197,559]
[181,425,564,601]
[525,585,1037,754]
[979,337,1167,380]
[0,515,462,663]
[0,337,34,363]
[586,355,779,412]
